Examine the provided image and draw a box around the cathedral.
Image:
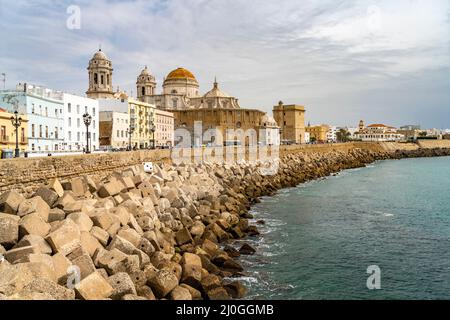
[87,49,280,147]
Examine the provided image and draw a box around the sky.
[0,0,449,128]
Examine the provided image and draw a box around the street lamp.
[127,126,135,151]
[149,121,156,149]
[10,111,22,158]
[82,112,92,154]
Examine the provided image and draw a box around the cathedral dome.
[261,114,278,127]
[92,49,109,61]
[140,66,150,76]
[203,79,230,98]
[166,68,197,81]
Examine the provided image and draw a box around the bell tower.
[86,49,114,99]
[136,66,156,103]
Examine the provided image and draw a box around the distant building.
[305,124,329,143]
[0,107,28,153]
[304,132,310,144]
[355,123,404,141]
[99,111,129,149]
[326,126,337,143]
[154,108,174,148]
[400,125,421,131]
[273,101,306,144]
[86,49,114,99]
[259,114,280,146]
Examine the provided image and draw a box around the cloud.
[0,0,449,128]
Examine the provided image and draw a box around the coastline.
[1,145,450,300]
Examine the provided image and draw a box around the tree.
[337,128,351,142]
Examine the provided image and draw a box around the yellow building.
[0,108,28,153]
[273,101,306,144]
[305,124,329,143]
[128,98,156,149]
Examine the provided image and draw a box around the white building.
[154,108,174,148]
[304,132,310,144]
[99,111,130,149]
[63,93,99,152]
[355,124,405,142]
[327,126,337,143]
[259,114,280,146]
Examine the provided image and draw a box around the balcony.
[0,136,9,143]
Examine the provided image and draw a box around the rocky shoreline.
[1,146,450,300]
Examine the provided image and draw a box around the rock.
[48,178,64,197]
[223,245,240,258]
[148,269,179,298]
[20,278,75,300]
[98,182,121,198]
[0,191,25,214]
[55,192,76,210]
[201,274,222,292]
[48,208,66,222]
[19,213,51,238]
[14,235,52,255]
[75,272,114,300]
[175,228,193,246]
[121,294,147,300]
[239,243,256,255]
[169,285,192,300]
[136,285,156,300]
[91,212,119,231]
[45,219,81,255]
[117,228,141,247]
[224,281,247,299]
[0,213,20,248]
[17,196,50,221]
[180,283,202,300]
[72,254,96,280]
[90,226,110,247]
[24,253,54,271]
[5,245,40,264]
[190,221,205,237]
[107,272,137,300]
[80,231,103,257]
[70,177,87,197]
[67,212,93,232]
[201,239,219,257]
[96,248,128,275]
[206,286,230,300]
[109,207,130,226]
[34,187,59,208]
[51,253,72,285]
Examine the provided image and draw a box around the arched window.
[171,90,177,94]
[236,121,242,128]
[94,73,98,85]
[142,87,145,96]
[101,75,104,85]
[107,74,110,85]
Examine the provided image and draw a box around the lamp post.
[127,126,135,151]
[149,121,156,149]
[82,113,92,154]
[10,111,22,158]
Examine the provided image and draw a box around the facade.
[0,107,28,153]
[355,123,405,141]
[304,132,310,144]
[305,124,329,143]
[99,111,129,149]
[154,108,174,148]
[326,126,337,143]
[86,49,114,99]
[0,84,64,153]
[259,114,280,146]
[128,98,156,149]
[273,102,306,144]
[63,93,99,152]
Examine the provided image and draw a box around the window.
[39,125,42,138]
[92,107,95,114]
[45,126,48,138]
[55,127,58,139]
[55,109,58,117]
[94,73,98,85]
[172,99,178,108]
[32,144,35,151]
[68,117,72,127]
[68,131,72,140]
[121,130,124,138]
[93,120,95,129]
[107,74,110,85]
[142,87,145,96]
[85,106,87,113]
[32,104,35,114]
[31,124,35,138]
[77,105,80,114]
[117,130,120,138]
[0,126,6,141]
[45,107,48,117]
[68,103,71,113]
[77,132,80,141]
[77,118,80,128]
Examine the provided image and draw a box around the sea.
[230,156,450,300]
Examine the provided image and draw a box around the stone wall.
[417,140,450,149]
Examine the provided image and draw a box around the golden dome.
[166,67,197,81]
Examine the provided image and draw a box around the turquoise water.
[234,157,450,300]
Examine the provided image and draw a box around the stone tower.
[359,120,365,132]
[86,49,114,99]
[136,66,156,103]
